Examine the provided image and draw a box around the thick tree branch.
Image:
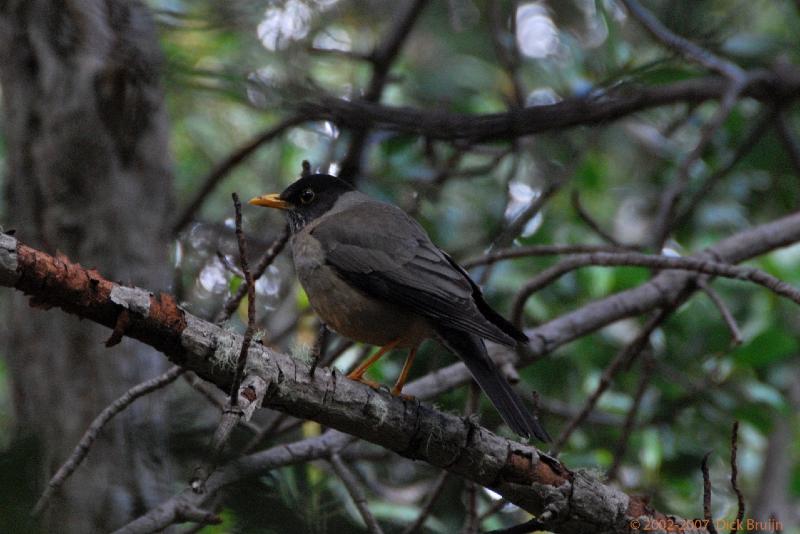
[0,232,699,533]
[296,68,800,142]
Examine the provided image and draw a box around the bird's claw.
[390,388,415,401]
[347,374,382,390]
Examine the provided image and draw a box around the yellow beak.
[248,193,292,210]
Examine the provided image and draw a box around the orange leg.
[347,338,400,382]
[391,346,418,396]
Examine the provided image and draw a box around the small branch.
[401,472,449,534]
[511,250,800,327]
[570,190,625,247]
[491,166,570,251]
[115,432,354,534]
[675,108,777,231]
[620,0,745,81]
[462,243,629,268]
[652,82,746,247]
[729,421,745,534]
[488,0,524,108]
[215,225,289,324]
[698,280,742,346]
[462,481,479,534]
[621,0,749,247]
[552,309,668,452]
[461,384,481,534]
[702,452,719,534]
[171,115,306,235]
[183,372,262,434]
[338,0,429,181]
[607,355,655,481]
[229,193,256,404]
[215,250,243,278]
[329,454,385,534]
[31,366,185,516]
[309,321,330,378]
[193,374,269,492]
[192,194,264,491]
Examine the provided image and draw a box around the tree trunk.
[0,1,177,531]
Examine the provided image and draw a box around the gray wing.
[311,201,522,346]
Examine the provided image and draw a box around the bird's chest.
[290,232,427,347]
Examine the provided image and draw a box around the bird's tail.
[436,326,551,442]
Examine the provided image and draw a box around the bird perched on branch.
[250,174,549,441]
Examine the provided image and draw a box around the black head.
[249,173,355,232]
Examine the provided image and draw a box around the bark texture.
[0,1,176,531]
[0,233,756,533]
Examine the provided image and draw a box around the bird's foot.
[390,386,415,400]
[347,373,382,390]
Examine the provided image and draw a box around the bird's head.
[249,173,355,232]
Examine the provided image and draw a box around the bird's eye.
[300,189,315,204]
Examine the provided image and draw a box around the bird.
[249,173,550,441]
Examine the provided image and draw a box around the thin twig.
[407,147,466,216]
[511,250,800,326]
[492,171,568,250]
[329,454,385,534]
[241,412,290,454]
[652,81,746,247]
[309,321,330,378]
[702,452,718,534]
[570,190,624,247]
[698,280,742,346]
[488,0,524,108]
[338,0,429,181]
[618,0,748,246]
[462,481,479,534]
[401,472,450,534]
[31,366,185,516]
[172,115,306,234]
[607,354,655,481]
[215,225,289,324]
[553,309,670,452]
[190,195,262,492]
[462,243,629,268]
[183,372,262,435]
[215,250,243,278]
[675,108,776,231]
[461,383,481,534]
[729,421,745,534]
[620,0,745,81]
[229,193,256,404]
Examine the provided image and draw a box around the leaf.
[733,328,798,368]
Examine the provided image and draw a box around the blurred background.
[1,0,799,532]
